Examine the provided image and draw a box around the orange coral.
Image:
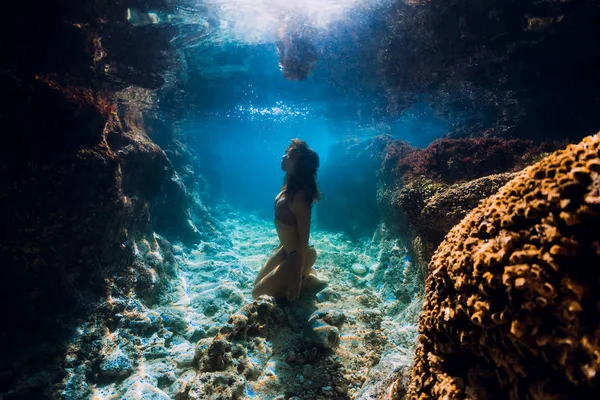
[402,134,600,399]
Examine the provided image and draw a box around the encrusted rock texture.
[399,134,600,399]
[400,173,517,253]
[394,137,557,184]
[378,137,561,266]
[185,296,285,399]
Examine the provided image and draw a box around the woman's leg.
[252,259,294,299]
[253,245,286,286]
[301,246,328,292]
[252,247,326,299]
[302,246,317,278]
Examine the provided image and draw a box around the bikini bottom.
[286,243,314,257]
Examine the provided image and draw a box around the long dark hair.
[282,138,320,204]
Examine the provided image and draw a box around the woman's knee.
[252,265,284,298]
[251,284,260,299]
[252,277,269,298]
[307,246,317,263]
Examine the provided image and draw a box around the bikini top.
[275,192,297,226]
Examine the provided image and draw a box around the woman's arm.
[291,191,311,265]
[286,191,311,301]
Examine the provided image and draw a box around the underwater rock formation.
[0,0,214,397]
[378,137,561,266]
[318,135,394,238]
[401,134,600,399]
[379,0,600,140]
[186,296,284,399]
[418,174,517,236]
[395,137,559,184]
[305,309,343,350]
[397,173,518,263]
[188,294,348,399]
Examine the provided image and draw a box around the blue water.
[186,41,449,216]
[189,113,336,216]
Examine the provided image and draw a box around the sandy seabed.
[60,207,421,400]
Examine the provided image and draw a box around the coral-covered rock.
[419,173,518,236]
[402,134,600,399]
[379,137,561,265]
[190,296,284,397]
[397,137,559,184]
[401,173,517,256]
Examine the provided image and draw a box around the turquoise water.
[185,39,448,217]
[114,3,440,397]
[61,5,431,398]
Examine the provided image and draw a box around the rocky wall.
[379,0,600,140]
[0,0,209,397]
[316,135,553,276]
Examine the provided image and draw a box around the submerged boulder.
[305,310,344,350]
[400,134,600,399]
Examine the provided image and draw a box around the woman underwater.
[252,139,327,301]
